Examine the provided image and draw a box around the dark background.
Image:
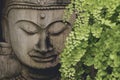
[0,0,3,41]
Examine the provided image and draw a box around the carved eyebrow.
[16,20,71,29]
[47,20,71,28]
[16,20,40,28]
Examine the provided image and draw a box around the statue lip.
[30,55,57,62]
[28,50,58,62]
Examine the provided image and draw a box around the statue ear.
[0,15,12,55]
[0,42,12,55]
[0,42,22,79]
[1,16,10,43]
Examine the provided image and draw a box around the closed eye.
[48,22,69,35]
[20,26,38,35]
[16,21,39,35]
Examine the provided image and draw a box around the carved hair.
[3,0,70,16]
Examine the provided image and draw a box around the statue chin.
[17,63,61,80]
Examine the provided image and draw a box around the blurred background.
[0,0,4,42]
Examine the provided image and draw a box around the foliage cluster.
[60,0,120,80]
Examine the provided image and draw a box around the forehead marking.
[40,13,46,19]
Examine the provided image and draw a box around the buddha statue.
[0,0,75,80]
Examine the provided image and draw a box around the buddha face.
[7,9,71,69]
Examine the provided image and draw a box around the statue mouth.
[28,50,58,63]
[30,55,57,63]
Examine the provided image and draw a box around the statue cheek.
[10,27,39,53]
[50,32,70,53]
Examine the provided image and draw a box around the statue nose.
[34,31,53,53]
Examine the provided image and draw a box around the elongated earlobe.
[0,42,22,79]
[0,42,12,55]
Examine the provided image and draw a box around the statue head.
[1,0,74,69]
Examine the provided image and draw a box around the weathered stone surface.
[0,0,75,80]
